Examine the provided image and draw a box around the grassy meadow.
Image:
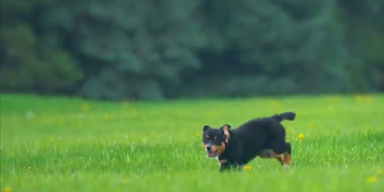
[1,93,383,192]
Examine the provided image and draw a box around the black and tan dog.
[202,112,296,172]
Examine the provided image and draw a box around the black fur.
[202,112,296,172]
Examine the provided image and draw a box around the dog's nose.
[206,146,212,151]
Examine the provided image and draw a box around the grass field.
[1,93,384,192]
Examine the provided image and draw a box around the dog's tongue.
[207,151,215,157]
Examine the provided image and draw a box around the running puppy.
[201,112,296,172]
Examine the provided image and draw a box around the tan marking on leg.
[218,159,228,166]
[259,149,286,165]
[283,152,291,169]
[219,159,228,164]
[275,155,284,165]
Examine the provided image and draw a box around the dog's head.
[201,124,231,158]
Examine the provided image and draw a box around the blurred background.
[1,0,383,101]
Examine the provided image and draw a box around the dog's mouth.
[207,150,218,157]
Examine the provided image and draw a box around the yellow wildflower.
[327,105,335,114]
[269,100,281,108]
[104,114,111,121]
[365,95,374,103]
[300,112,307,117]
[208,111,217,117]
[4,187,11,192]
[244,165,252,171]
[354,95,363,103]
[354,95,374,103]
[81,103,89,112]
[366,175,378,183]
[298,134,304,139]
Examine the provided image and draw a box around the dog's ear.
[221,124,231,130]
[221,124,231,142]
[203,125,210,132]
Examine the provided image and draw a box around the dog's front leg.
[219,162,232,172]
[219,161,240,172]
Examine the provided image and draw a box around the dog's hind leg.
[274,155,284,165]
[270,141,291,169]
[259,149,285,165]
[283,142,292,169]
[270,139,286,155]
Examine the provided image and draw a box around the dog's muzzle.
[205,144,218,157]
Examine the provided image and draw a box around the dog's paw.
[283,164,291,170]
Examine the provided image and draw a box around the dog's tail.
[272,112,296,122]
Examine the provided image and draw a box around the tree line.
[1,0,383,101]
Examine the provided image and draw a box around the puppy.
[202,112,296,172]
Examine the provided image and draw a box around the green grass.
[1,93,384,192]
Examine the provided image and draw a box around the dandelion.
[366,175,378,183]
[354,95,374,103]
[269,100,281,108]
[327,105,335,114]
[104,114,111,121]
[4,187,11,192]
[365,95,374,103]
[297,112,307,118]
[298,134,304,139]
[208,111,217,117]
[81,103,90,112]
[354,95,364,103]
[244,165,252,171]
